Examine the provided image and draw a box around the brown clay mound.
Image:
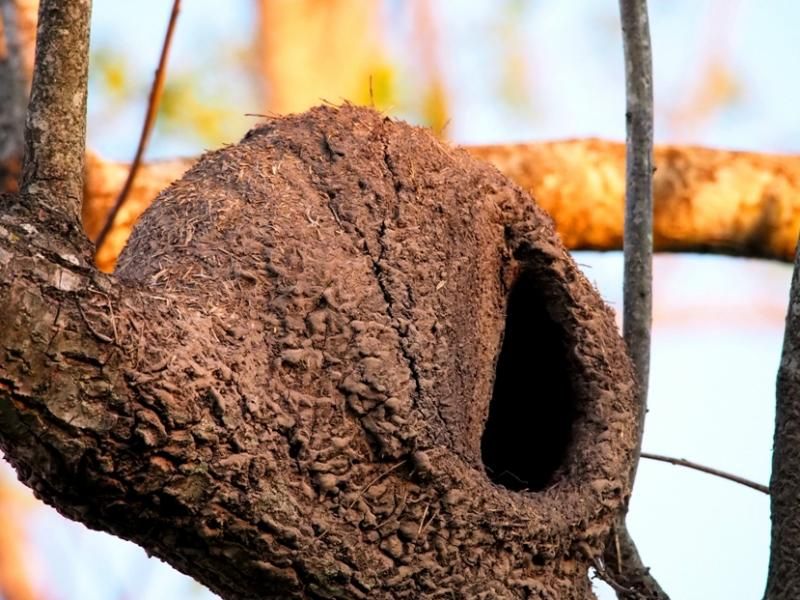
[115,105,637,599]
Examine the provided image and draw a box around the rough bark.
[767,240,800,599]
[3,102,640,598]
[619,0,654,407]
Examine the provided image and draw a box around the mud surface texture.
[11,105,638,599]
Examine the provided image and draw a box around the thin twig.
[641,452,769,495]
[610,2,668,599]
[620,0,655,456]
[75,299,113,344]
[93,0,181,257]
[347,460,407,509]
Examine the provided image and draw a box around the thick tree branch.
[767,241,800,598]
[469,140,800,263]
[17,0,91,249]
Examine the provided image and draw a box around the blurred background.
[2,0,796,598]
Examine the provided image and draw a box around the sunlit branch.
[16,0,91,250]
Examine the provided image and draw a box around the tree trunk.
[2,104,639,599]
[768,239,800,599]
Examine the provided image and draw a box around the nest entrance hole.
[481,270,577,492]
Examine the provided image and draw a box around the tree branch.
[620,0,654,414]
[641,452,769,495]
[17,0,91,249]
[93,0,180,257]
[601,2,668,599]
[767,240,800,597]
[55,140,800,272]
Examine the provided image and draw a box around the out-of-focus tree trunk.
[0,0,37,162]
[0,5,44,598]
[255,0,384,114]
[0,475,39,600]
[14,140,795,272]
[471,140,800,262]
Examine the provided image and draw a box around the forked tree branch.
[641,452,769,495]
[0,0,29,161]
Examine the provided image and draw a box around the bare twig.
[93,0,181,257]
[641,452,769,495]
[42,140,800,272]
[347,460,407,509]
[767,241,800,597]
[17,0,91,243]
[608,2,668,599]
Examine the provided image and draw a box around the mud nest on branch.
[113,105,638,599]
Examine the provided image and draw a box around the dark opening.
[481,270,577,492]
